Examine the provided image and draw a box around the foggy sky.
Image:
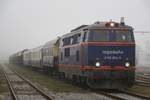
[0,0,150,62]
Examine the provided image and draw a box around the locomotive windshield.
[89,30,110,42]
[88,30,134,42]
[115,30,133,42]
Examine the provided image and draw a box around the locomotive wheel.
[58,72,65,79]
[86,78,98,89]
[72,75,77,83]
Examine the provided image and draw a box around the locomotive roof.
[62,21,133,38]
[73,21,133,31]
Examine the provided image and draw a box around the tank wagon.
[10,19,136,89]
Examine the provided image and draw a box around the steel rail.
[136,83,150,87]
[93,87,150,100]
[95,91,126,100]
[136,79,150,84]
[119,89,150,100]
[136,74,150,79]
[13,70,53,100]
[3,71,18,100]
[138,79,150,82]
[136,78,150,83]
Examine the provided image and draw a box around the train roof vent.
[94,21,100,24]
[71,25,88,32]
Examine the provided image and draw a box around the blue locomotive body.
[86,45,135,67]
[80,43,135,88]
[59,21,135,89]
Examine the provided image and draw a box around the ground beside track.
[0,64,9,100]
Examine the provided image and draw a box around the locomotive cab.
[82,28,135,67]
[80,21,135,89]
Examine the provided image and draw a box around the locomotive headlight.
[95,62,100,67]
[110,23,115,27]
[125,62,130,67]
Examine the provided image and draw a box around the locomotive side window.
[64,48,70,57]
[72,35,78,44]
[83,32,88,42]
[77,34,81,43]
[63,37,71,46]
[72,34,81,44]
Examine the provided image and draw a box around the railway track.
[136,73,150,87]
[136,80,150,87]
[86,73,150,100]
[2,64,150,100]
[93,89,150,100]
[1,64,53,100]
[136,72,150,78]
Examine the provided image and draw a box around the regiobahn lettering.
[102,50,124,55]
[102,50,124,60]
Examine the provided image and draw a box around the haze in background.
[0,0,150,65]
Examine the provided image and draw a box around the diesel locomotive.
[9,19,136,89]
